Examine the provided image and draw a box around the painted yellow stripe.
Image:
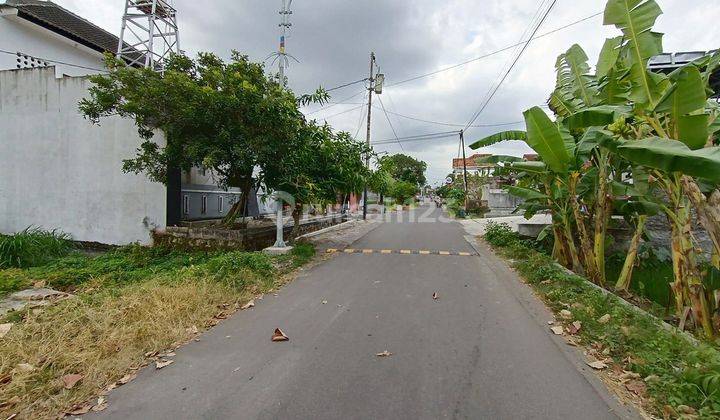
[399,250,412,254]
[326,249,337,253]
[344,249,355,254]
[362,249,374,254]
[458,252,472,256]
[381,249,392,254]
[419,250,431,255]
[438,251,450,255]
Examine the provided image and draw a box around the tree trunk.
[569,174,600,283]
[615,215,646,292]
[682,176,720,258]
[221,173,253,226]
[290,203,303,239]
[593,150,611,285]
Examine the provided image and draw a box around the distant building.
[452,153,494,178]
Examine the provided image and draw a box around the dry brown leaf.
[586,360,607,370]
[432,292,439,300]
[61,373,83,389]
[567,321,582,335]
[118,372,137,385]
[16,363,35,373]
[559,309,572,319]
[0,323,12,338]
[624,379,647,396]
[68,405,92,416]
[677,405,697,415]
[550,326,564,335]
[271,328,289,342]
[597,314,611,324]
[33,280,46,289]
[376,351,392,357]
[155,359,174,369]
[241,300,255,310]
[92,397,108,412]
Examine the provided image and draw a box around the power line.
[0,49,108,73]
[376,95,404,151]
[304,88,366,115]
[315,103,365,120]
[324,78,369,93]
[373,131,460,146]
[370,105,523,128]
[463,0,558,130]
[385,10,602,88]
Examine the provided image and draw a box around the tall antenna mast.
[117,0,180,71]
[268,0,297,86]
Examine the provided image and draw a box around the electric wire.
[462,0,558,131]
[0,49,108,73]
[370,105,523,128]
[323,78,369,92]
[376,94,404,151]
[316,103,365,120]
[304,88,366,115]
[384,11,602,88]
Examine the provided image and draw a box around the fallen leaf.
[92,397,108,412]
[271,328,289,342]
[16,363,35,373]
[187,325,199,335]
[559,309,572,319]
[644,374,660,384]
[620,326,631,336]
[586,360,607,370]
[625,379,647,396]
[61,374,83,389]
[155,359,174,369]
[376,351,392,357]
[144,351,157,358]
[567,321,582,335]
[677,405,697,415]
[547,320,554,325]
[597,314,611,324]
[550,326,564,335]
[620,371,641,381]
[118,372,137,385]
[33,280,46,289]
[321,300,328,304]
[68,404,92,415]
[432,292,439,300]
[0,323,12,338]
[6,414,17,420]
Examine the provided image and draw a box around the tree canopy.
[378,154,427,187]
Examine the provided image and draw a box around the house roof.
[452,154,492,169]
[1,0,144,64]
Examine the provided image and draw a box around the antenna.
[267,0,298,86]
[117,0,180,72]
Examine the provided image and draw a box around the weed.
[0,228,73,269]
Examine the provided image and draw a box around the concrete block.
[262,246,294,256]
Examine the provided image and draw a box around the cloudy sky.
[54,0,720,184]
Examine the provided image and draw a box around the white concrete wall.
[0,67,166,245]
[0,12,106,77]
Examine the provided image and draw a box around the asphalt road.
[94,205,634,420]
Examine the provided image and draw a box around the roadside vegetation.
[0,228,74,269]
[485,222,720,418]
[471,0,720,339]
[0,237,315,418]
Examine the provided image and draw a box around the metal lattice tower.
[117,0,180,71]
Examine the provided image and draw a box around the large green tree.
[378,154,427,187]
[80,52,309,222]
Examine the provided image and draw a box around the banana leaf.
[654,66,707,117]
[596,36,623,79]
[523,107,571,173]
[565,105,631,130]
[603,136,720,182]
[509,161,548,174]
[469,131,527,150]
[476,155,524,164]
[506,186,549,201]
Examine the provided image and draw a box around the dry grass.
[0,278,246,419]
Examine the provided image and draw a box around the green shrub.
[0,228,73,269]
[483,222,520,247]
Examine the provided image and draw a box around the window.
[218,196,224,213]
[183,195,190,215]
[201,195,208,215]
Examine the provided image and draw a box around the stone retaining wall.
[153,215,347,251]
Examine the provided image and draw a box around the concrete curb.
[295,219,357,241]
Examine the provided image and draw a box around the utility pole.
[363,52,376,220]
[460,130,469,210]
[269,0,293,252]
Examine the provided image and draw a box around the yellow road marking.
[419,250,431,255]
[438,251,450,255]
[381,249,392,254]
[344,249,355,253]
[400,250,411,254]
[326,249,337,253]
[362,249,374,254]
[458,252,471,256]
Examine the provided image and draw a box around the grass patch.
[0,228,73,269]
[0,243,316,418]
[484,222,720,419]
